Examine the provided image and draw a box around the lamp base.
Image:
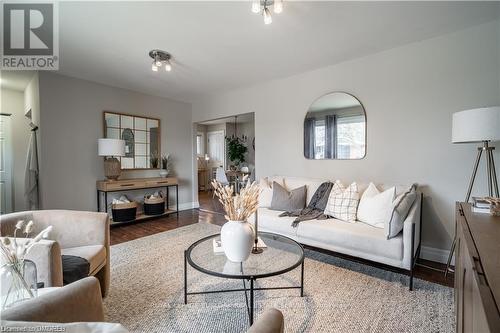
[104,157,121,181]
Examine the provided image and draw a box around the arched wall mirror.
[304,92,366,160]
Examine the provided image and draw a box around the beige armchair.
[2,277,284,333]
[0,210,110,297]
[1,277,128,333]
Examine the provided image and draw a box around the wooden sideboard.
[455,202,500,333]
[96,177,178,225]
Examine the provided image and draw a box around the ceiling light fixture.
[251,0,283,24]
[149,50,172,73]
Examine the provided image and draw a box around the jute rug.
[104,223,454,333]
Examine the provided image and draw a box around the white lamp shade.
[98,139,125,156]
[452,107,500,143]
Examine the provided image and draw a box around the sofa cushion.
[323,182,359,222]
[62,245,106,275]
[387,184,418,239]
[257,208,299,239]
[258,177,284,208]
[357,183,396,228]
[281,176,326,206]
[298,218,404,261]
[270,182,306,211]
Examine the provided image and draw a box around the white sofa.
[255,176,422,290]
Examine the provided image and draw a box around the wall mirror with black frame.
[103,111,161,169]
[304,92,366,160]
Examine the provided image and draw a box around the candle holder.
[252,237,263,254]
[252,211,263,254]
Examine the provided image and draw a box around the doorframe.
[0,114,13,214]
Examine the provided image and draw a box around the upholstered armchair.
[2,277,284,333]
[0,210,110,297]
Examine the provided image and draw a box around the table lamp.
[445,106,499,278]
[452,106,500,200]
[98,139,125,180]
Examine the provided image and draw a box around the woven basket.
[144,196,165,216]
[112,201,137,222]
[144,196,165,205]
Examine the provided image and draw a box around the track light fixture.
[251,0,283,24]
[149,50,172,73]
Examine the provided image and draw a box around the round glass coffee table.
[184,232,304,326]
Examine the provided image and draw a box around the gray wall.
[38,73,194,211]
[193,21,500,255]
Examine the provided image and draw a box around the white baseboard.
[169,201,199,211]
[419,246,453,265]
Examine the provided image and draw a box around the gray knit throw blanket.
[279,182,334,228]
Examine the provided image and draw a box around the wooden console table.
[455,202,500,333]
[96,177,179,225]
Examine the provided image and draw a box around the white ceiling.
[56,1,500,102]
[1,71,35,91]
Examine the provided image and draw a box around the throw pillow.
[357,183,396,228]
[269,182,307,211]
[324,181,360,222]
[387,184,418,239]
[258,177,283,208]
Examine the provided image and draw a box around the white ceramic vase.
[220,220,254,262]
[159,169,168,178]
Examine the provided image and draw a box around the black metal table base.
[184,251,304,326]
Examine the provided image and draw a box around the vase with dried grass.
[0,221,53,309]
[211,176,260,262]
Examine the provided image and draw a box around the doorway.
[195,112,255,214]
[0,115,13,214]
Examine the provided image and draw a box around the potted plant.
[160,154,171,178]
[211,177,259,262]
[150,153,159,169]
[226,137,247,169]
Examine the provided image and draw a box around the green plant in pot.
[226,137,247,169]
[160,154,171,177]
[150,153,159,169]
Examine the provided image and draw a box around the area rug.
[104,223,454,333]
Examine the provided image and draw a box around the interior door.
[0,115,13,214]
[207,130,225,169]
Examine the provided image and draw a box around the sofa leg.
[409,222,415,291]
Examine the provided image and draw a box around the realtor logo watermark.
[1,1,59,70]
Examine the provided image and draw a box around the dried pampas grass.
[211,176,260,221]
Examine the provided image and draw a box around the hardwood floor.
[198,190,225,214]
[110,199,454,288]
[110,209,225,245]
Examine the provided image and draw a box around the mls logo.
[1,2,58,70]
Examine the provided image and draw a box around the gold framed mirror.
[103,111,161,169]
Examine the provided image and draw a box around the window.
[314,119,326,159]
[336,115,365,159]
[196,133,205,155]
